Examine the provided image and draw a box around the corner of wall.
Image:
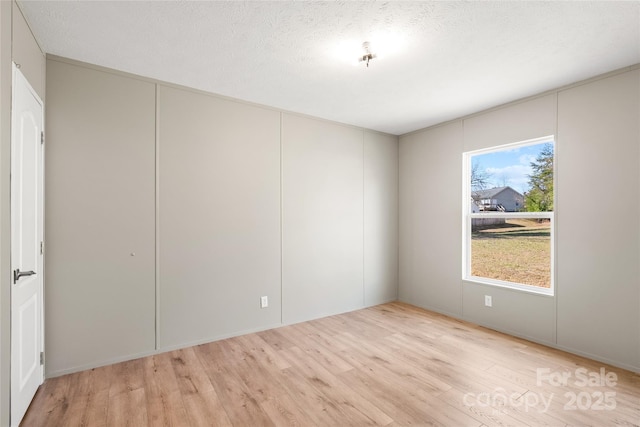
[0,1,12,425]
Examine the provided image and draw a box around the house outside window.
[463,136,555,295]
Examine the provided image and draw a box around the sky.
[472,142,552,195]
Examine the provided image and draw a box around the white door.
[10,64,44,427]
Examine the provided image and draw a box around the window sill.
[463,276,554,297]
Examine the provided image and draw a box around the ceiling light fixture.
[359,42,376,68]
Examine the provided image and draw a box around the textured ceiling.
[18,1,640,135]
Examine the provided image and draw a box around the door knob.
[13,269,35,284]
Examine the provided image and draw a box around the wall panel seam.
[362,130,365,307]
[154,83,160,350]
[280,111,283,324]
[554,91,559,347]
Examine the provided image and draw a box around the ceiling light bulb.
[359,41,377,68]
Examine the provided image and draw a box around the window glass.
[464,137,554,295]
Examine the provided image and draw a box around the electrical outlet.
[260,296,268,308]
[484,295,492,307]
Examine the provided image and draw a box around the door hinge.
[41,131,44,144]
[40,351,44,365]
[40,241,44,255]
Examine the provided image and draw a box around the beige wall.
[281,116,399,324]
[399,121,463,317]
[399,68,640,372]
[157,85,282,349]
[45,60,156,374]
[364,131,399,306]
[0,3,12,424]
[11,2,45,100]
[556,70,640,368]
[461,93,558,345]
[1,2,45,424]
[282,114,365,323]
[44,57,399,376]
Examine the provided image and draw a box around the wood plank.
[106,387,147,427]
[58,367,110,427]
[142,352,189,426]
[279,345,394,425]
[20,374,73,427]
[108,358,145,398]
[182,389,232,427]
[194,340,275,426]
[279,323,355,374]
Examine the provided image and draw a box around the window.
[463,136,555,295]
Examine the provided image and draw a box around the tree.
[524,144,554,212]
[471,162,491,193]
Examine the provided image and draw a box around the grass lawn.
[471,219,551,288]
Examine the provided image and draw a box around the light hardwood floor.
[22,302,640,426]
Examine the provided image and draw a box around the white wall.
[399,68,640,372]
[44,58,399,376]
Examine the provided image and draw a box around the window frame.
[462,135,555,296]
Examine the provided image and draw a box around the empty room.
[1,1,639,426]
